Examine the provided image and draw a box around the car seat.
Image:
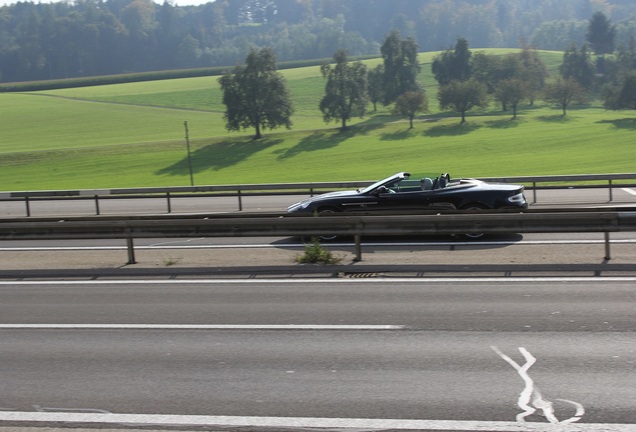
[421,178,433,190]
[439,173,448,188]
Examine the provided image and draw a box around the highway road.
[1,278,636,431]
[1,187,636,431]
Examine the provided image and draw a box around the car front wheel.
[316,207,340,241]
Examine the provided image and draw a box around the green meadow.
[0,49,634,191]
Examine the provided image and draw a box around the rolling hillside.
[0,50,634,191]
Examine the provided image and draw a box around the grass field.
[0,49,634,191]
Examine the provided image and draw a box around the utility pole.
[184,121,194,186]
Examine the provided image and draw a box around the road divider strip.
[0,324,404,330]
[0,411,633,431]
[1,277,636,285]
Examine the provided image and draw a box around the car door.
[374,189,432,212]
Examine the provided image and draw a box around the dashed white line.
[0,412,634,431]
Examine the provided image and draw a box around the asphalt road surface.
[1,278,636,431]
[1,187,636,431]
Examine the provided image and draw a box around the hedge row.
[0,55,379,92]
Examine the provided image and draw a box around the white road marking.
[0,324,403,330]
[622,187,636,196]
[492,347,584,424]
[0,411,634,431]
[0,277,636,285]
[1,238,635,252]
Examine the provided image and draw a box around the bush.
[295,237,342,265]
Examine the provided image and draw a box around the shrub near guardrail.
[296,237,343,264]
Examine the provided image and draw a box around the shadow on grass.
[380,129,414,141]
[424,122,482,137]
[274,130,347,160]
[536,114,574,123]
[598,118,636,130]
[275,122,384,160]
[156,137,282,176]
[484,118,522,129]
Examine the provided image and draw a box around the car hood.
[287,190,359,211]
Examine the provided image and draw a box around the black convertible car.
[287,172,527,215]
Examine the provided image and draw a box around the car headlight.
[287,201,311,212]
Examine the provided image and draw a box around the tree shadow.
[275,122,383,160]
[423,122,482,137]
[380,129,414,141]
[484,118,522,129]
[156,137,282,176]
[274,130,348,160]
[597,118,636,130]
[536,114,574,123]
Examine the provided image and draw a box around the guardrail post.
[166,192,172,213]
[354,235,362,261]
[126,237,137,265]
[25,197,31,217]
[604,232,611,261]
[238,190,243,211]
[94,195,100,215]
[532,182,537,204]
[609,179,613,202]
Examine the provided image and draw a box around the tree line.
[220,13,636,138]
[2,0,636,83]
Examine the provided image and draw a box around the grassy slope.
[0,50,634,191]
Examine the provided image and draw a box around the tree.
[431,37,472,86]
[319,49,368,131]
[587,11,616,75]
[218,48,293,139]
[586,11,616,56]
[380,30,421,105]
[494,78,529,119]
[542,78,586,116]
[517,43,548,105]
[617,36,636,72]
[437,79,488,124]
[560,43,596,89]
[392,90,428,129]
[604,72,636,110]
[471,51,522,98]
[367,64,384,112]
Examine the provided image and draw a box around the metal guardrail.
[1,173,635,217]
[478,173,636,203]
[1,210,635,263]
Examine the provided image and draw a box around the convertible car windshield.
[359,172,411,194]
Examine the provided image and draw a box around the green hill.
[0,50,634,191]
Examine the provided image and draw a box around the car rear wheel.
[460,203,489,239]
